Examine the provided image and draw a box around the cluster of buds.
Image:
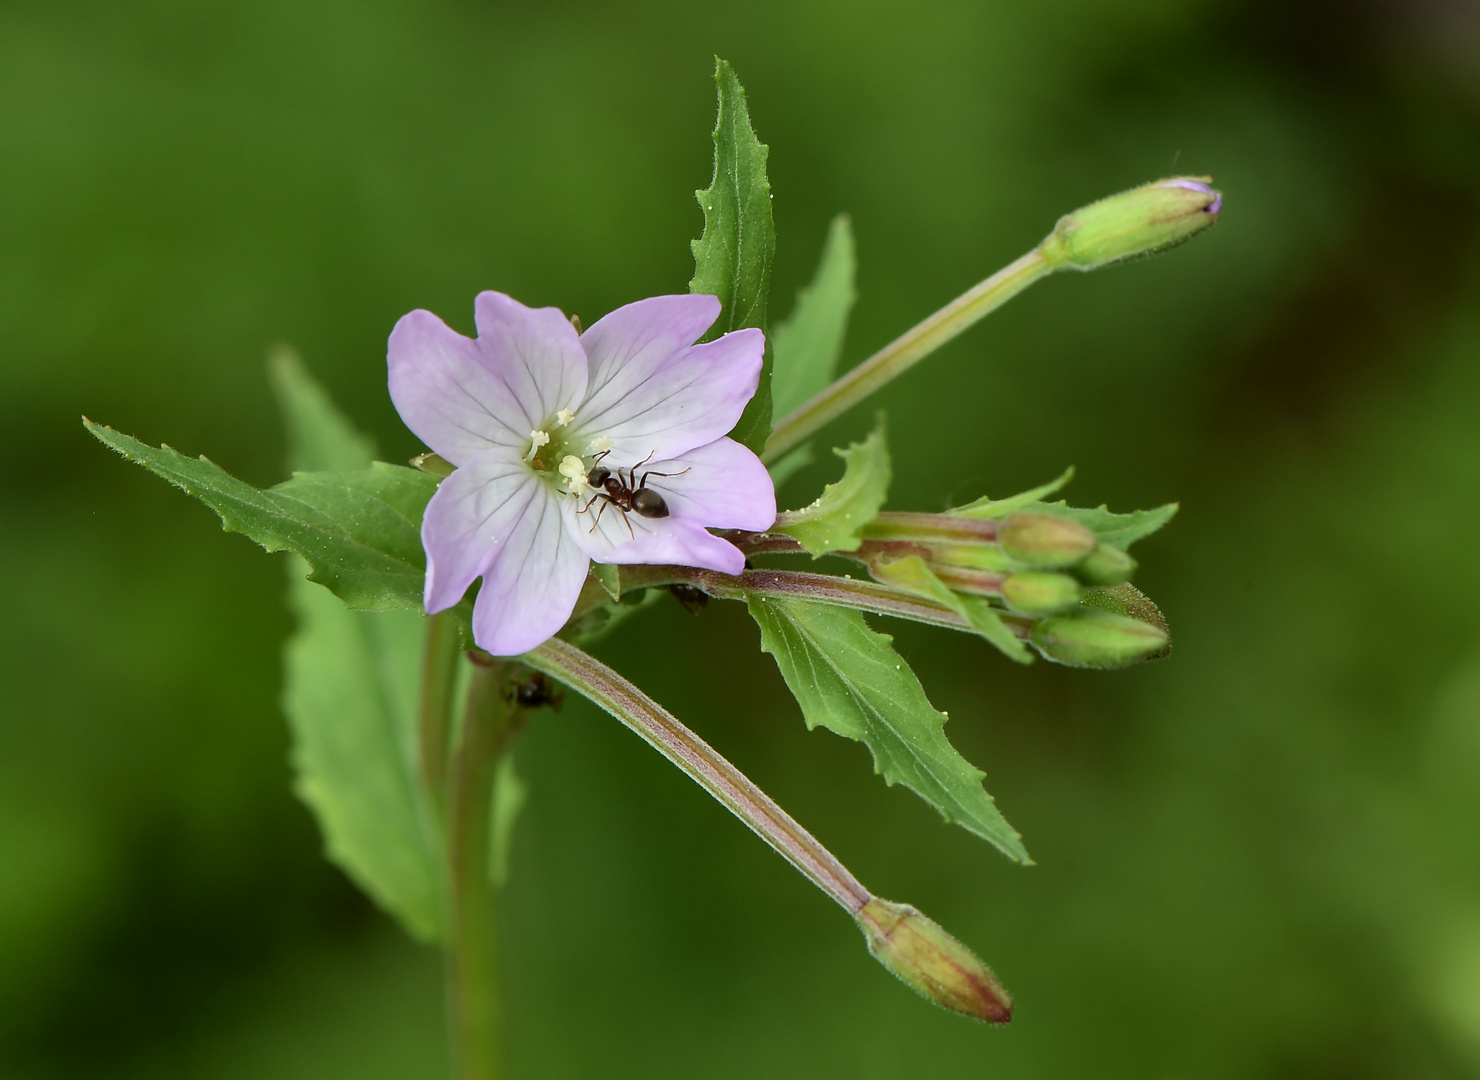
[850,508,1169,667]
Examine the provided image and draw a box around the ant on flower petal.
[577,450,690,537]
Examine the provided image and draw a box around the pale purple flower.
[388,291,776,656]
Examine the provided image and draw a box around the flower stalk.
[763,249,1051,461]
[524,637,1013,1023]
[762,177,1221,462]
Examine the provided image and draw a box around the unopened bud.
[1080,582,1170,658]
[1075,543,1137,585]
[999,512,1097,567]
[1030,608,1169,668]
[857,898,1012,1024]
[1040,177,1222,271]
[1002,571,1081,614]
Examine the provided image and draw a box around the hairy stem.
[763,247,1051,461]
[445,660,516,1080]
[526,638,873,914]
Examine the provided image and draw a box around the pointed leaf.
[1024,499,1179,549]
[774,418,891,555]
[748,595,1029,863]
[771,214,856,421]
[952,467,1074,519]
[689,58,776,454]
[86,421,436,611]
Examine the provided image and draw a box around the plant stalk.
[445,659,515,1080]
[762,247,1051,462]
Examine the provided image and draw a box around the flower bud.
[1080,582,1170,654]
[1040,177,1222,271]
[1029,608,1169,668]
[998,512,1097,567]
[1074,543,1137,585]
[857,898,1012,1024]
[1002,571,1081,614]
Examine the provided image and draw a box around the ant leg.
[589,496,611,533]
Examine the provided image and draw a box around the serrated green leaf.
[748,595,1029,863]
[774,418,890,554]
[689,58,775,454]
[284,565,446,940]
[952,467,1075,519]
[86,421,436,611]
[870,554,1033,664]
[267,345,376,473]
[771,214,856,421]
[1024,499,1178,549]
[489,754,526,888]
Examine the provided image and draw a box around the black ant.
[577,451,689,537]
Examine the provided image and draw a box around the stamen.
[588,435,613,455]
[554,408,575,428]
[525,429,550,461]
[557,454,589,492]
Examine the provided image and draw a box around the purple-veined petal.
[421,447,544,613]
[473,291,589,433]
[561,492,746,574]
[637,437,776,531]
[470,480,590,656]
[389,310,533,465]
[575,295,763,460]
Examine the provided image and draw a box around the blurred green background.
[4,0,1480,1076]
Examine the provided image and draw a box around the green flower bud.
[857,898,1012,1024]
[1080,582,1170,653]
[1040,177,1222,271]
[1002,571,1081,614]
[1030,608,1169,668]
[998,512,1097,567]
[1074,543,1137,585]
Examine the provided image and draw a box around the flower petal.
[470,480,590,656]
[561,491,746,575]
[421,447,543,613]
[637,437,776,531]
[473,291,589,433]
[388,310,533,464]
[576,294,763,460]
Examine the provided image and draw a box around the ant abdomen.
[632,488,669,518]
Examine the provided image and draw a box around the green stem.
[445,660,515,1080]
[419,611,462,805]
[762,247,1052,462]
